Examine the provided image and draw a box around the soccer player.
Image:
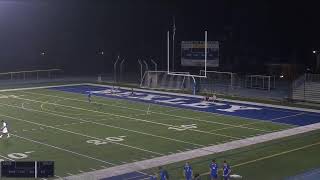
[209,93,217,102]
[209,159,218,179]
[159,166,169,180]
[0,120,10,138]
[88,92,92,103]
[222,160,231,180]
[183,162,193,180]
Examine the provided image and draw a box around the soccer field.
[0,83,319,179]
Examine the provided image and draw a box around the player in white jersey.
[0,120,10,138]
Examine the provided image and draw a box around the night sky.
[0,0,319,74]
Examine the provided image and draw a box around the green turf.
[0,86,306,180]
[143,130,320,180]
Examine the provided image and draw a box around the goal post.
[166,30,209,95]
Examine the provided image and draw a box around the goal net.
[199,70,238,93]
[140,71,192,91]
[245,75,275,91]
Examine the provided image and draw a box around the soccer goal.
[199,70,238,93]
[140,71,192,91]
[245,74,276,91]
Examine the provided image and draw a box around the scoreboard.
[1,161,54,178]
[181,41,219,67]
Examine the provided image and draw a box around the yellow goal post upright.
[167,31,208,95]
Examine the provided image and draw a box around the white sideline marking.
[13,95,240,140]
[10,134,116,165]
[209,120,274,133]
[269,112,305,121]
[201,141,320,177]
[0,102,205,147]
[0,83,85,93]
[23,91,274,132]
[0,112,164,156]
[65,122,320,180]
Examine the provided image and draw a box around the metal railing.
[0,69,62,81]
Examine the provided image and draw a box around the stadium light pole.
[39,50,47,80]
[167,31,170,74]
[114,55,120,84]
[120,58,125,82]
[313,50,320,73]
[172,17,176,72]
[205,31,207,77]
[138,59,143,83]
[143,60,149,71]
[151,59,157,72]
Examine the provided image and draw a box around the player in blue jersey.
[159,166,169,180]
[183,162,193,180]
[209,159,218,179]
[222,160,231,180]
[87,92,92,103]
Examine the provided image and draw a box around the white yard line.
[22,91,270,134]
[0,113,164,156]
[10,134,116,166]
[65,122,320,180]
[0,102,205,147]
[11,95,240,139]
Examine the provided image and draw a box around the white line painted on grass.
[11,134,116,165]
[0,101,205,147]
[65,122,320,180]
[0,112,164,156]
[23,91,274,132]
[12,95,240,139]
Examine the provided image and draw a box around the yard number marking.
[86,136,126,146]
[6,151,34,160]
[168,124,197,131]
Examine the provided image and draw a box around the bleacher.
[292,74,320,103]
